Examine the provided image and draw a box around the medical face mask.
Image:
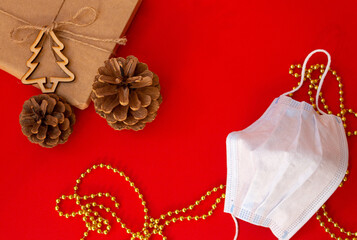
[224,49,349,240]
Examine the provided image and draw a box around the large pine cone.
[19,94,76,148]
[91,56,162,131]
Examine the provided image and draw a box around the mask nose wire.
[232,214,238,240]
[282,49,331,115]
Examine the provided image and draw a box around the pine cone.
[91,56,162,131]
[19,94,76,148]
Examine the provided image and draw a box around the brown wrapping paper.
[0,0,141,109]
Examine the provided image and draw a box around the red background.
[1,0,357,239]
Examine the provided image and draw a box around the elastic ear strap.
[282,52,310,96]
[314,50,331,115]
[232,214,238,240]
[282,49,331,108]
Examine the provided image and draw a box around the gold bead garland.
[289,64,356,240]
[55,163,225,240]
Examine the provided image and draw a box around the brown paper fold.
[0,0,141,109]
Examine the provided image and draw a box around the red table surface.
[1,0,357,239]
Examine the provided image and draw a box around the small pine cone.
[91,56,162,131]
[19,94,76,148]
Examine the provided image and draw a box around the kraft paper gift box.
[0,0,141,109]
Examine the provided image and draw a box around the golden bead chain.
[289,64,356,240]
[55,163,226,240]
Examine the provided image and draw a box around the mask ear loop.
[314,50,331,115]
[282,49,331,115]
[232,214,238,240]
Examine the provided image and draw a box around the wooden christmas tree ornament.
[21,29,75,93]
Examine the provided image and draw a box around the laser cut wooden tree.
[21,29,75,93]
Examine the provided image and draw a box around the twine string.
[0,6,126,53]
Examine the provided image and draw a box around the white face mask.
[224,49,349,240]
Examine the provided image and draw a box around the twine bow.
[2,6,126,52]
